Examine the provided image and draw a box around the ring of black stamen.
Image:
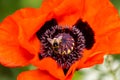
[37,19,95,75]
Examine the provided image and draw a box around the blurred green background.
[0,0,120,80]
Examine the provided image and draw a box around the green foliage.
[72,71,84,80]
[0,65,29,80]
[20,0,42,8]
[0,0,42,21]
[0,0,21,21]
[111,0,120,13]
[112,54,120,60]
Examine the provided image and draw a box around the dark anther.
[74,19,95,49]
[63,68,69,75]
[36,18,58,39]
[38,53,43,59]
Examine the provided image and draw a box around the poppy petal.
[0,16,33,67]
[17,69,57,80]
[53,0,85,26]
[77,25,120,69]
[32,57,78,80]
[11,8,40,19]
[32,57,65,80]
[76,0,120,69]
[0,7,54,67]
[77,50,105,69]
[39,0,85,26]
[9,7,54,53]
[76,36,108,68]
[0,8,42,67]
[83,0,119,35]
[40,0,63,13]
[7,8,43,55]
[107,28,120,54]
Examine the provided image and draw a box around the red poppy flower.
[0,0,120,80]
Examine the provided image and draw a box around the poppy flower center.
[36,19,95,75]
[48,33,75,55]
[37,25,85,73]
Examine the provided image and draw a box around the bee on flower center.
[47,34,75,55]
